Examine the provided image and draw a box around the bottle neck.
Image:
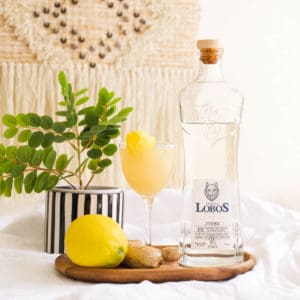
[195,48,224,82]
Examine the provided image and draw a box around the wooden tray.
[55,250,256,283]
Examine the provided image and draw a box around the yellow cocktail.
[120,131,175,245]
[120,147,174,197]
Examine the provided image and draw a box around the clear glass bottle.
[179,39,244,267]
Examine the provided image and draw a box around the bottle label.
[191,180,233,249]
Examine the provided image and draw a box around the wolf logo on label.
[204,182,219,201]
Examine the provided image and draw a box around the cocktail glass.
[120,142,175,245]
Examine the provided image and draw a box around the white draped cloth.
[0,190,299,300]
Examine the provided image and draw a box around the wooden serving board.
[55,250,256,283]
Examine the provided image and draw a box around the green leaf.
[92,168,105,174]
[65,113,78,127]
[103,144,117,156]
[4,127,18,139]
[76,96,89,106]
[58,101,66,106]
[28,131,44,148]
[98,158,112,168]
[42,133,55,148]
[62,132,75,140]
[43,146,54,158]
[34,172,50,193]
[24,170,37,193]
[87,148,102,159]
[47,175,59,190]
[0,179,5,195]
[55,154,68,171]
[102,128,120,138]
[27,113,41,127]
[0,160,14,173]
[78,106,95,115]
[30,150,44,167]
[87,159,98,170]
[40,116,53,130]
[108,97,121,107]
[44,150,56,169]
[16,146,32,163]
[58,71,68,89]
[98,88,110,106]
[0,144,5,157]
[118,107,133,117]
[6,146,17,160]
[4,176,13,197]
[75,88,88,97]
[78,131,95,140]
[11,164,26,178]
[2,114,17,127]
[105,106,116,117]
[52,122,66,133]
[90,125,106,135]
[108,116,126,125]
[55,111,68,117]
[94,136,110,147]
[85,111,99,127]
[16,113,30,126]
[54,135,67,143]
[14,173,24,194]
[18,129,32,143]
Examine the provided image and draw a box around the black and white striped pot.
[45,186,124,254]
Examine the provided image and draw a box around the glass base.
[179,251,243,267]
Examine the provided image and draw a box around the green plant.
[0,71,133,196]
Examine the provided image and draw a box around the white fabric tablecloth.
[0,190,299,300]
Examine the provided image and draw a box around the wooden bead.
[79,52,86,59]
[71,28,78,35]
[78,36,85,43]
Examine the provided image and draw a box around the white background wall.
[199,0,300,210]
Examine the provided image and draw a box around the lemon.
[126,131,156,153]
[65,214,128,267]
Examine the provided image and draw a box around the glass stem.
[143,197,154,246]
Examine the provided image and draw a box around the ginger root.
[123,243,163,268]
[161,246,181,262]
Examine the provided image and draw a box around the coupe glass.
[120,142,175,245]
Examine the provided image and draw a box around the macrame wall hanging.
[0,0,200,189]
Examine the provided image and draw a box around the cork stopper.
[197,39,222,64]
[197,39,221,49]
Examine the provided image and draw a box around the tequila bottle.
[179,40,244,267]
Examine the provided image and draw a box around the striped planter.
[45,186,124,254]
